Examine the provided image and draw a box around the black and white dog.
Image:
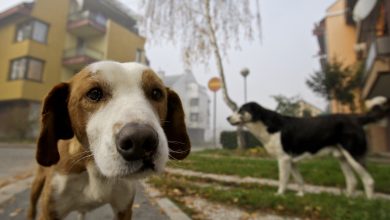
[227,97,390,199]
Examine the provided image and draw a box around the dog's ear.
[163,88,191,160]
[36,83,74,166]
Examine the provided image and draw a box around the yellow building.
[356,0,390,153]
[315,0,390,153]
[0,0,147,138]
[313,0,361,113]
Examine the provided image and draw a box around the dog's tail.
[357,97,390,126]
[27,166,46,220]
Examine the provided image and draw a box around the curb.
[141,181,191,220]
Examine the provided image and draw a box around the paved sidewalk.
[166,168,390,200]
[0,181,170,220]
[0,145,192,220]
[0,143,35,149]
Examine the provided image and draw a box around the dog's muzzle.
[227,116,241,126]
[115,123,158,163]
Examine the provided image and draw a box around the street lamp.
[240,68,250,103]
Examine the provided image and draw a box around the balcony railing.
[67,11,107,37]
[364,35,390,78]
[64,47,103,60]
[63,47,104,69]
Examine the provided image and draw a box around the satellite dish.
[353,0,378,23]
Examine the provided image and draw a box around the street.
[0,145,170,220]
[0,145,35,179]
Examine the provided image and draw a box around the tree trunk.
[237,126,247,150]
[204,0,246,150]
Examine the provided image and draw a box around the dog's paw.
[296,191,304,197]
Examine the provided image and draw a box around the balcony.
[362,35,390,99]
[67,11,107,37]
[63,47,103,70]
[364,36,390,78]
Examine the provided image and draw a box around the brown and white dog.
[27,61,191,220]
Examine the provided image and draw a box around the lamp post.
[240,68,250,103]
[208,77,222,148]
[238,68,249,150]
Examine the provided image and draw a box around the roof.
[0,2,33,26]
[163,74,183,87]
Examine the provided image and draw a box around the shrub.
[220,130,262,149]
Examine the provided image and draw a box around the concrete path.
[166,168,390,200]
[0,181,170,220]
[0,147,35,179]
[0,145,189,220]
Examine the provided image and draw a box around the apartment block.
[0,0,147,138]
[355,0,390,153]
[161,70,210,145]
[314,0,390,153]
[313,0,361,113]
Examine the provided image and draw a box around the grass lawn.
[149,174,390,220]
[169,148,390,193]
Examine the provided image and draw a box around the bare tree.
[140,0,262,149]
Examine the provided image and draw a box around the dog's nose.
[116,123,158,161]
[227,116,231,121]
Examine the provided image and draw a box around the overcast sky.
[0,0,334,134]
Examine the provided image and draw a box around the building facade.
[313,0,362,113]
[162,71,210,144]
[355,0,390,153]
[0,0,146,138]
[314,0,390,153]
[297,100,323,117]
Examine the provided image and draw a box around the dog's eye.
[86,88,103,102]
[151,88,163,101]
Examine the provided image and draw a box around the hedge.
[219,130,262,149]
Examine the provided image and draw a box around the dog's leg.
[78,212,86,220]
[340,149,374,199]
[291,163,305,196]
[334,150,357,197]
[113,200,134,220]
[27,167,46,220]
[276,156,292,195]
[111,183,135,220]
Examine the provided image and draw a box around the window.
[15,20,48,43]
[190,98,199,106]
[136,49,143,63]
[9,57,44,82]
[27,59,44,81]
[15,23,32,42]
[190,113,199,122]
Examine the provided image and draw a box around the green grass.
[169,149,390,193]
[149,174,390,220]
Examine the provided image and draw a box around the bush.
[220,130,262,149]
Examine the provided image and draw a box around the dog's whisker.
[167,140,186,144]
[70,153,93,169]
[72,150,93,158]
[169,148,190,154]
[167,162,186,169]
